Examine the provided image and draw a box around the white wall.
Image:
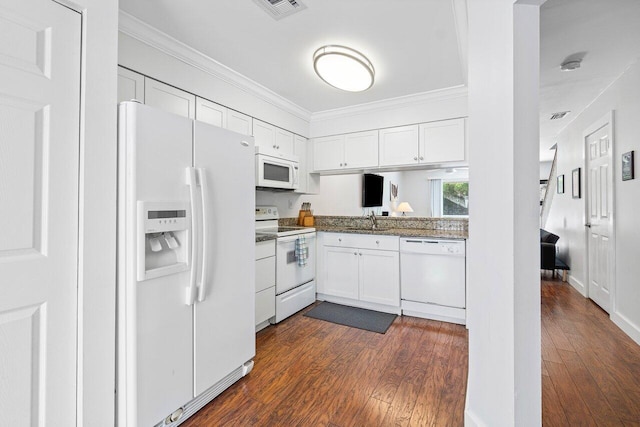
[57,0,119,425]
[540,160,552,180]
[256,171,403,217]
[465,1,541,426]
[546,59,640,343]
[118,31,310,137]
[255,169,471,218]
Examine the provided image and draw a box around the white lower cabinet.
[318,233,400,313]
[255,240,276,331]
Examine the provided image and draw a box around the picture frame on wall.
[557,174,565,194]
[622,151,635,181]
[572,168,581,199]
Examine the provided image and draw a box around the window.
[442,180,469,216]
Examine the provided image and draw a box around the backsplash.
[280,215,468,231]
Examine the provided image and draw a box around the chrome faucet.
[369,211,378,230]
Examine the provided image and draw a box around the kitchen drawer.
[255,240,275,260]
[322,232,399,251]
[255,286,275,325]
[255,256,275,292]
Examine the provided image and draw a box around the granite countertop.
[255,234,277,243]
[313,226,468,240]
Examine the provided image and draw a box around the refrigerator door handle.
[186,167,199,305]
[196,168,209,302]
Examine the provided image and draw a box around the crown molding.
[310,85,468,122]
[118,11,312,122]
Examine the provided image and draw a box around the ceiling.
[118,0,465,112]
[119,0,640,162]
[540,0,640,160]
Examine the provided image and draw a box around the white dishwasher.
[400,238,466,325]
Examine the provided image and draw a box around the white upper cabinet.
[117,67,145,104]
[252,119,276,151]
[378,125,420,167]
[313,130,378,172]
[252,119,295,156]
[313,134,345,171]
[227,110,253,136]
[344,130,378,169]
[419,118,466,163]
[275,128,295,156]
[195,97,227,128]
[144,78,196,119]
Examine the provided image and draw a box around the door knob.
[585,223,592,228]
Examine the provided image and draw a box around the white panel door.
[586,119,613,312]
[313,134,345,171]
[344,130,379,169]
[193,122,255,396]
[323,246,359,299]
[359,249,400,306]
[419,118,466,163]
[227,109,252,135]
[195,96,227,128]
[0,1,80,426]
[117,66,145,103]
[379,125,419,166]
[144,77,196,119]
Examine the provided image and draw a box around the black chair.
[540,229,569,281]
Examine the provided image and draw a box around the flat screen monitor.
[362,173,384,207]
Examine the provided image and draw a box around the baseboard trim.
[464,408,485,427]
[568,274,587,297]
[611,311,640,346]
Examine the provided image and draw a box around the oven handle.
[276,233,316,244]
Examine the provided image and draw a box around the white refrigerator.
[117,102,255,427]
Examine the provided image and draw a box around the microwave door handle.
[185,167,199,305]
[196,168,210,303]
[293,165,299,187]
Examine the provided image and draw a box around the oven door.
[256,154,299,190]
[275,233,316,294]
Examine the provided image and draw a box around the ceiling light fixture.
[313,45,374,92]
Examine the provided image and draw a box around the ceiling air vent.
[253,0,307,20]
[550,111,570,120]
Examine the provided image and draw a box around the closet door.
[0,1,81,425]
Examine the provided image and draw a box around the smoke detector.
[550,111,570,120]
[253,0,307,20]
[560,60,581,72]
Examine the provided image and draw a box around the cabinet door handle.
[419,156,424,160]
[273,144,276,148]
[338,238,342,242]
[276,145,280,149]
[354,252,357,256]
[359,252,362,256]
[339,163,343,167]
[414,156,418,161]
[376,240,380,244]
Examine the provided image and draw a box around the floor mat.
[304,302,397,334]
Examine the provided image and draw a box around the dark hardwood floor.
[182,306,468,426]
[541,276,640,426]
[182,277,640,426]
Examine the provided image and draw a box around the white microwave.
[255,149,299,191]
